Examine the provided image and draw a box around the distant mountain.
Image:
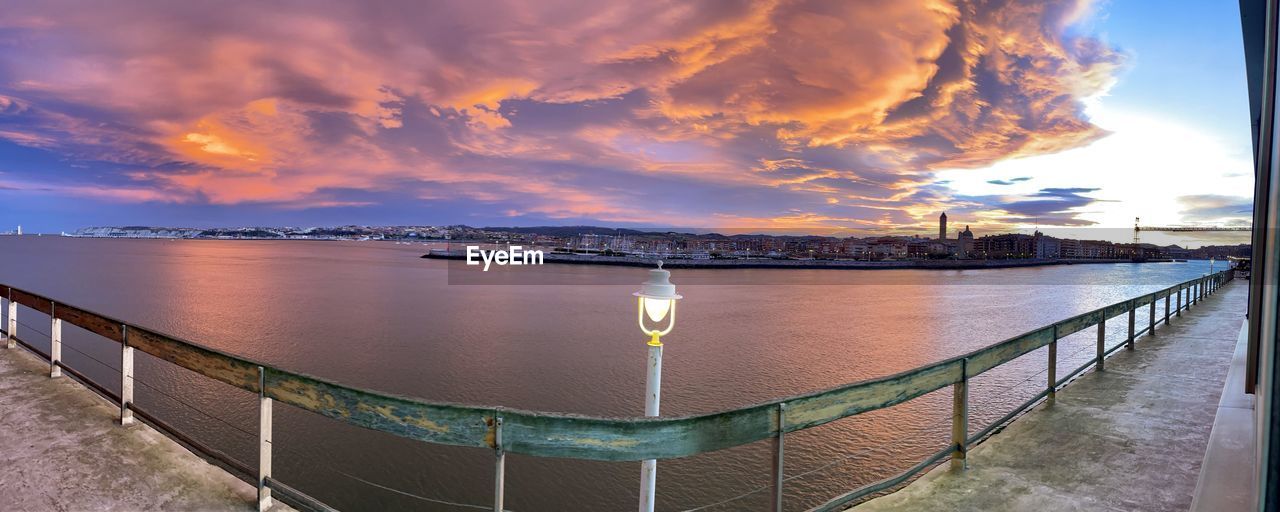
[479,225,666,237]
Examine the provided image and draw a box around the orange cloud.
[0,0,1122,228]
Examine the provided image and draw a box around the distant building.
[1060,238,1081,258]
[938,212,947,241]
[1033,231,1061,258]
[1080,240,1115,258]
[974,233,1036,259]
[957,226,974,258]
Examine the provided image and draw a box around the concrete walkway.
[856,282,1247,512]
[0,340,264,511]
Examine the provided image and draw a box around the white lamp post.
[634,262,681,512]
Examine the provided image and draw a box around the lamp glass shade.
[643,297,672,323]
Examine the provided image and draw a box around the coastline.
[422,250,1175,270]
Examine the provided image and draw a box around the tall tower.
[939,212,947,241]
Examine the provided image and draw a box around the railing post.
[4,290,12,349]
[258,366,273,512]
[5,289,14,349]
[1126,303,1136,350]
[494,414,505,512]
[1176,286,1182,317]
[1164,291,1171,324]
[1148,297,1156,336]
[1096,316,1106,371]
[50,303,61,378]
[1048,326,1058,401]
[772,402,786,512]
[120,324,134,426]
[951,358,968,471]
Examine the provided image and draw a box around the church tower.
[958,225,974,257]
[938,212,947,241]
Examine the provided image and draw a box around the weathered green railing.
[0,270,1232,512]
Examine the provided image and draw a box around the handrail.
[0,269,1233,511]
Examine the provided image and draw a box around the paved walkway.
[0,340,266,511]
[856,281,1247,512]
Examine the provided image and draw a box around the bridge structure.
[1137,226,1252,232]
[1131,217,1251,244]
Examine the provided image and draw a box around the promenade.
[856,282,1247,511]
[0,340,282,511]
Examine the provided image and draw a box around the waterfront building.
[938,212,947,241]
[1033,231,1061,259]
[867,237,908,259]
[841,238,869,258]
[974,233,1036,259]
[1079,240,1115,258]
[957,226,974,258]
[1059,238,1081,258]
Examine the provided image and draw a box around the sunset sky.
[0,0,1256,233]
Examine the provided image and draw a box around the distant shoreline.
[421,250,1176,270]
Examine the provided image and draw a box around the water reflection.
[0,237,1222,511]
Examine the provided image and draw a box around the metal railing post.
[951,358,968,471]
[1176,286,1182,317]
[1126,303,1136,350]
[772,403,786,512]
[1164,291,1171,324]
[494,414,505,512]
[258,366,273,512]
[5,289,14,349]
[1096,316,1106,371]
[50,303,61,378]
[1048,326,1058,401]
[120,324,134,426]
[1149,297,1156,336]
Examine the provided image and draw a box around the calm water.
[0,237,1225,511]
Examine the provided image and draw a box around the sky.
[0,0,1257,234]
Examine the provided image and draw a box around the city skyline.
[0,1,1257,233]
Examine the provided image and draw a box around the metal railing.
[0,270,1233,511]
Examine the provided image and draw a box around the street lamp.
[634,262,681,512]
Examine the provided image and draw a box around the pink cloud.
[0,0,1121,228]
